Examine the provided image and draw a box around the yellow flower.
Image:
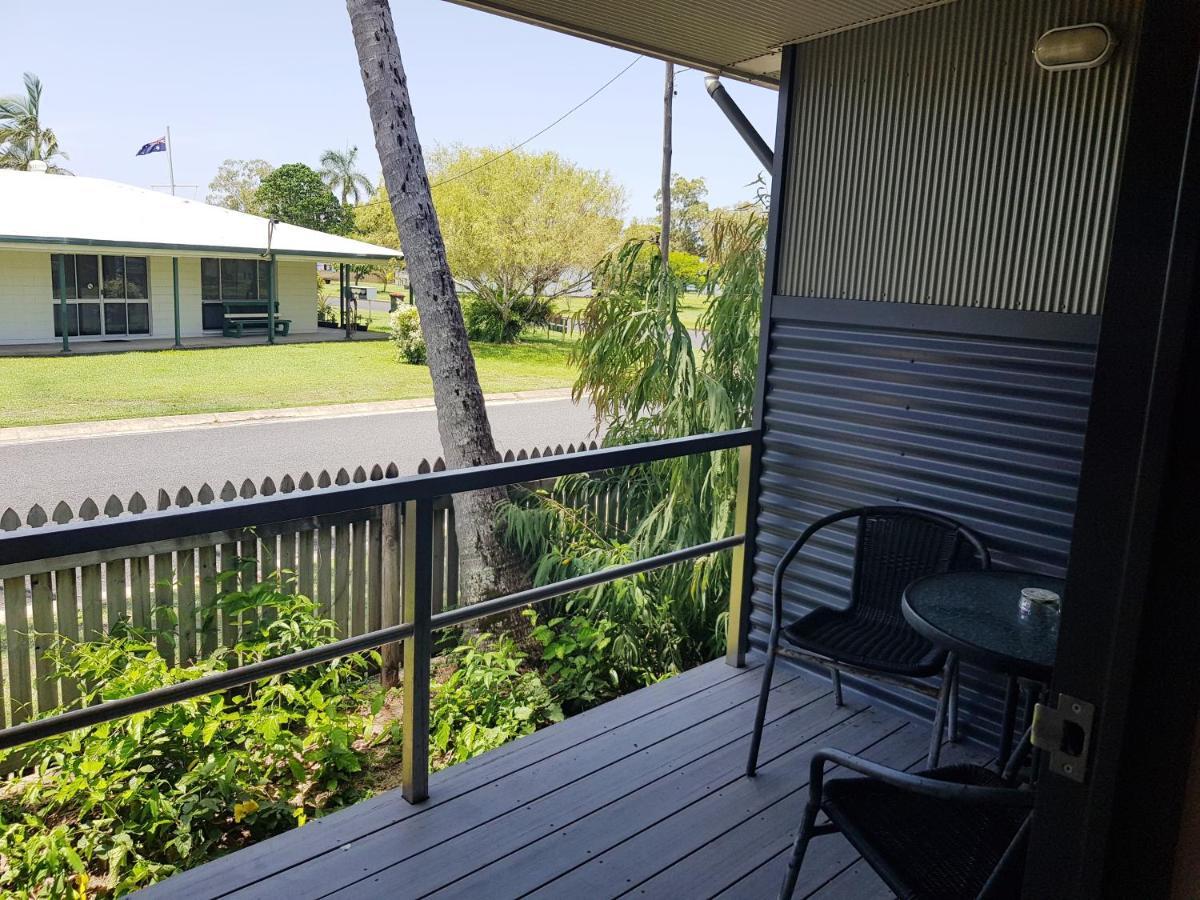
[233,799,260,823]
[74,873,89,900]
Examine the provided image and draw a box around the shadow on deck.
[145,659,988,899]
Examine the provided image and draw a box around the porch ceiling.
[443,0,956,85]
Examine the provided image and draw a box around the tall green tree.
[207,159,274,212]
[346,0,525,630]
[503,210,767,673]
[655,175,711,256]
[254,163,353,234]
[320,146,374,206]
[0,72,70,173]
[430,145,624,339]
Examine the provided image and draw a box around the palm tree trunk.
[345,0,525,620]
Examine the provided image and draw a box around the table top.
[901,570,1064,680]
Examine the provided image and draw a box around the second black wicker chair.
[746,506,989,776]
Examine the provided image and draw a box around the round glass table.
[902,569,1064,764]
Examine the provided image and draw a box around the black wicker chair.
[746,506,989,776]
[778,735,1036,899]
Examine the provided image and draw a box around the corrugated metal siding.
[751,308,1095,743]
[776,0,1142,314]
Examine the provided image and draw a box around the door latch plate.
[1031,694,1094,783]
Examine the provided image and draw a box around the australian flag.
[136,136,166,156]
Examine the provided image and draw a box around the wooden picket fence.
[0,440,605,728]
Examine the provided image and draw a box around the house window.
[50,253,150,337]
[200,258,273,330]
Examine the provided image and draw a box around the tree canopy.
[254,163,353,234]
[655,174,711,256]
[0,72,70,173]
[353,184,402,252]
[206,159,274,212]
[428,146,625,305]
[320,146,374,205]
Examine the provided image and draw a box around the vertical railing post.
[725,443,754,667]
[401,497,434,803]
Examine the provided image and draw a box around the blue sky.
[6,0,778,220]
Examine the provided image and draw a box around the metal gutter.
[0,234,397,261]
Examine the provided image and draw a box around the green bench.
[221,300,291,337]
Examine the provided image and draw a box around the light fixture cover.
[1034,23,1115,71]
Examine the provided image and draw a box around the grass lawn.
[559,291,711,330]
[0,336,578,429]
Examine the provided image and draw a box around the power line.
[350,55,642,215]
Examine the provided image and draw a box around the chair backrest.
[850,507,989,624]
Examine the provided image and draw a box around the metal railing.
[0,428,756,803]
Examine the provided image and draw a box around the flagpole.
[166,126,176,196]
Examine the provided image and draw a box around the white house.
[0,169,398,346]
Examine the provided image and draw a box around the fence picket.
[431,503,446,615]
[177,548,197,664]
[351,520,367,635]
[130,555,151,631]
[154,552,175,662]
[3,576,31,724]
[333,524,350,635]
[219,541,238,648]
[317,525,332,619]
[106,559,127,630]
[368,515,383,632]
[29,571,57,713]
[198,546,218,655]
[54,567,80,706]
[80,564,103,642]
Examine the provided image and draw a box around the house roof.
[0,170,400,260]
[443,0,956,85]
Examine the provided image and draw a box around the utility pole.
[660,62,673,269]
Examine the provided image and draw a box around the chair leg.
[746,644,777,777]
[947,655,960,744]
[779,800,820,899]
[927,652,956,767]
[830,667,844,707]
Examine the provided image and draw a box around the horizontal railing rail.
[0,429,758,805]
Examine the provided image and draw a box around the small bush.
[463,295,553,343]
[430,633,562,766]
[388,306,427,364]
[0,582,378,897]
[528,611,623,715]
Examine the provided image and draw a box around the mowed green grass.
[0,336,578,428]
[559,292,711,330]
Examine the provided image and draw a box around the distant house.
[0,169,396,346]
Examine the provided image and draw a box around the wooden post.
[268,254,277,346]
[725,443,753,667]
[56,253,70,353]
[401,497,433,803]
[172,256,182,348]
[380,503,402,687]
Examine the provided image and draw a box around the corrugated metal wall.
[776,0,1142,314]
[751,299,1097,743]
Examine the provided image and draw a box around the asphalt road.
[0,396,601,516]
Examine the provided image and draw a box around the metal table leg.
[998,675,1018,763]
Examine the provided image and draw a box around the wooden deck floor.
[145,660,988,899]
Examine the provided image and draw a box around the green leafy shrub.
[388,306,427,364]
[463,294,553,343]
[527,611,626,714]
[430,633,562,766]
[0,582,378,897]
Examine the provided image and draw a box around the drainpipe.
[56,253,70,353]
[704,76,773,170]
